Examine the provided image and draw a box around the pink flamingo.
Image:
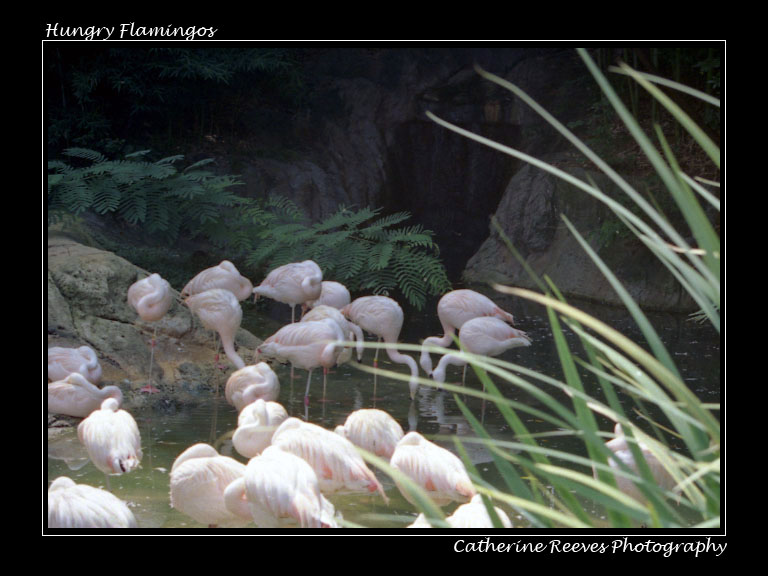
[341,295,420,399]
[252,260,323,323]
[47,345,102,384]
[184,288,246,372]
[224,445,339,528]
[304,280,351,312]
[431,316,531,386]
[271,417,388,500]
[390,431,476,507]
[47,373,123,419]
[301,304,364,365]
[597,423,677,502]
[127,272,173,393]
[409,493,513,528]
[181,260,253,302]
[334,408,404,460]
[224,362,280,412]
[254,318,344,406]
[77,398,142,487]
[169,443,248,528]
[48,476,137,528]
[232,399,289,459]
[420,289,519,376]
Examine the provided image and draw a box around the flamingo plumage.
[390,431,476,507]
[252,260,323,323]
[232,399,289,459]
[340,295,420,399]
[47,476,137,528]
[224,363,280,412]
[181,260,253,302]
[77,398,142,477]
[334,408,404,460]
[254,318,344,405]
[184,288,246,370]
[420,289,519,376]
[431,316,531,386]
[47,373,123,419]
[223,445,339,528]
[169,443,248,528]
[47,346,102,384]
[271,417,387,500]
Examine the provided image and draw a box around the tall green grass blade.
[612,62,721,167]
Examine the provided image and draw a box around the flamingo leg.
[304,369,313,405]
[141,325,161,394]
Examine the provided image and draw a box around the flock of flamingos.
[47,259,671,529]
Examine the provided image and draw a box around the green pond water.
[46,296,721,530]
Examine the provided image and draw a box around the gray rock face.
[47,235,261,411]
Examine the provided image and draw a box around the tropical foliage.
[47,149,451,310]
[364,48,721,529]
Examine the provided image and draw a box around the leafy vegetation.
[47,149,451,310]
[365,48,720,528]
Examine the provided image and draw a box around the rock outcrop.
[47,234,261,413]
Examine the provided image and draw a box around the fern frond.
[62,147,106,163]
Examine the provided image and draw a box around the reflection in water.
[47,297,720,529]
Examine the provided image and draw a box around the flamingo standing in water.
[301,304,364,366]
[232,399,289,459]
[304,280,351,312]
[390,431,476,506]
[48,476,137,528]
[420,289,519,376]
[78,398,142,486]
[597,423,677,502]
[431,316,531,386]
[341,295,420,400]
[185,288,246,373]
[224,445,339,528]
[47,346,102,384]
[127,272,173,393]
[254,318,344,406]
[224,363,280,413]
[334,408,404,460]
[271,417,388,500]
[181,260,253,302]
[48,373,123,419]
[169,443,248,528]
[252,260,323,323]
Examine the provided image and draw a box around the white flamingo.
[223,445,339,528]
[334,408,404,460]
[225,363,280,412]
[47,346,102,384]
[390,431,476,506]
[232,399,289,459]
[47,476,137,528]
[169,443,249,528]
[47,373,123,419]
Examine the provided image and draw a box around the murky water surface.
[47,296,721,529]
